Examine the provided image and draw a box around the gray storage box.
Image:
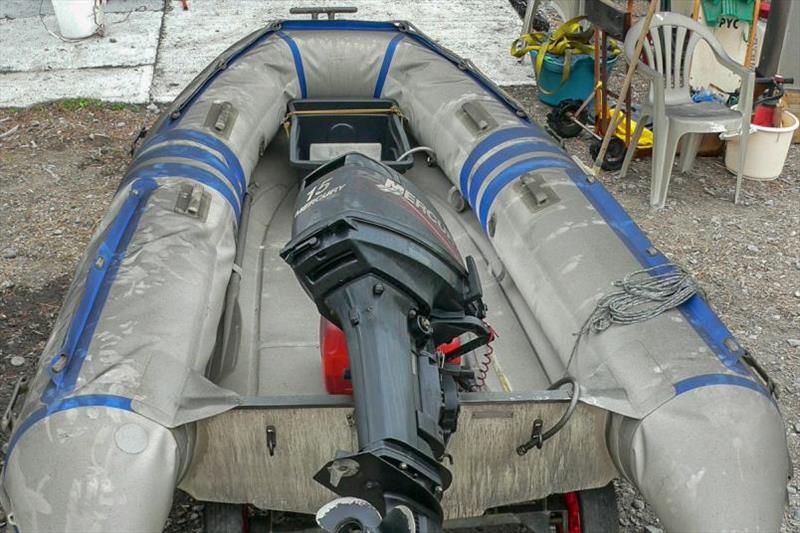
[288,99,414,170]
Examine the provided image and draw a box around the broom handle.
[591,0,659,175]
[744,0,761,68]
[692,0,701,20]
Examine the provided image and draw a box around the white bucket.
[52,0,104,40]
[724,111,799,181]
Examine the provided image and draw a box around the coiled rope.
[566,264,700,372]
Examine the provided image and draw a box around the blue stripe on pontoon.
[142,129,245,195]
[42,179,157,404]
[6,395,133,466]
[135,145,241,197]
[466,141,564,207]
[560,165,750,376]
[374,34,406,98]
[277,31,307,98]
[459,127,540,194]
[674,374,769,397]
[478,157,576,229]
[120,163,242,220]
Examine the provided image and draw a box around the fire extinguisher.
[752,75,794,127]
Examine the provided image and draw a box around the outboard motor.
[281,154,491,532]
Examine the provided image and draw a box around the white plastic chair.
[619,12,755,207]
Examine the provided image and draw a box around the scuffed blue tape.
[467,140,565,207]
[141,129,245,196]
[477,157,576,229]
[679,298,748,372]
[674,374,769,398]
[6,395,133,467]
[374,33,406,98]
[119,162,242,220]
[459,127,541,194]
[43,179,158,403]
[135,144,241,198]
[277,31,308,98]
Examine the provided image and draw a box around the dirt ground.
[1,55,799,533]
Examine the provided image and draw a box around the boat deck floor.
[214,135,551,398]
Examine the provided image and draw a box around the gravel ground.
[1,12,798,533]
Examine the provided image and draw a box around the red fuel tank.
[320,317,462,395]
[320,317,353,395]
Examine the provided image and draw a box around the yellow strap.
[535,17,592,95]
[511,16,621,96]
[511,16,594,58]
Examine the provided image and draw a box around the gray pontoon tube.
[1,19,788,532]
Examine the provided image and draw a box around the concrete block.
[0,65,153,107]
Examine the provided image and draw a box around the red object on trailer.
[319,317,463,395]
[320,317,352,395]
[564,491,582,533]
[437,336,462,363]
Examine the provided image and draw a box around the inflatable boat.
[1,14,789,532]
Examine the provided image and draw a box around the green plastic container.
[530,50,619,106]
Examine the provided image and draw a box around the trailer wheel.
[547,99,587,138]
[589,137,626,171]
[203,502,245,533]
[576,483,619,533]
